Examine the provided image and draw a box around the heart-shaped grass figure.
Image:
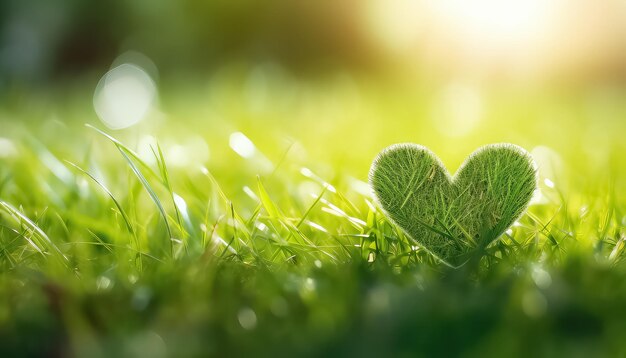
[370,143,537,267]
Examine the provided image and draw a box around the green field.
[1,72,626,357]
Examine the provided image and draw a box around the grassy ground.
[1,74,626,357]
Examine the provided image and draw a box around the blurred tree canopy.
[0,0,378,86]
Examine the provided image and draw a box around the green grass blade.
[0,200,68,265]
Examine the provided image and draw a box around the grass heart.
[369,143,537,267]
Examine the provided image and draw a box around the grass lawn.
[1,75,626,357]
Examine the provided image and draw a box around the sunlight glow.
[365,0,426,53]
[432,83,483,137]
[530,188,547,205]
[531,146,564,182]
[365,0,579,79]
[429,0,556,49]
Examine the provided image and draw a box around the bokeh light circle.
[93,64,157,130]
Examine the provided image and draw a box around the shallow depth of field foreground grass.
[1,78,626,357]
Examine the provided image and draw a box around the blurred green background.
[1,0,624,175]
[2,0,625,202]
[0,0,626,185]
